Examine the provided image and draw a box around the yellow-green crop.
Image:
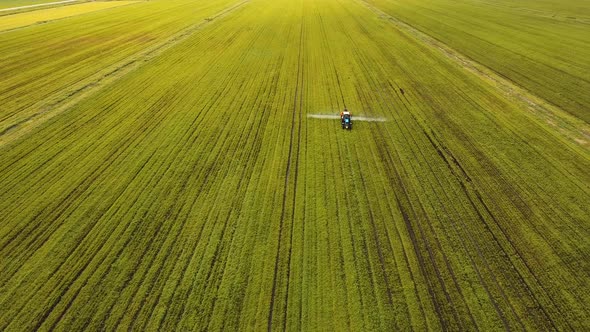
[0,0,588,330]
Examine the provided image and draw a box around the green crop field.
[0,1,137,31]
[366,0,590,122]
[0,0,66,10]
[0,0,588,330]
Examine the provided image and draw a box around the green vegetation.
[0,0,588,330]
[366,0,590,122]
[0,1,137,31]
[0,0,69,10]
[0,0,238,139]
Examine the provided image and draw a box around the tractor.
[341,110,352,130]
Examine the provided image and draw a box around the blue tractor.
[341,110,352,130]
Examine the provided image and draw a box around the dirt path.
[0,0,80,12]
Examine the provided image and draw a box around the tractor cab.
[341,111,352,130]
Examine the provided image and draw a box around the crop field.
[366,0,590,122]
[0,1,138,31]
[0,0,65,10]
[0,0,589,330]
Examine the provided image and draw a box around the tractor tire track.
[162,13,273,330]
[267,11,304,332]
[332,4,461,328]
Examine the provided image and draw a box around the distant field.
[0,0,588,330]
[0,1,137,31]
[0,0,236,137]
[366,0,590,122]
[0,0,73,9]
